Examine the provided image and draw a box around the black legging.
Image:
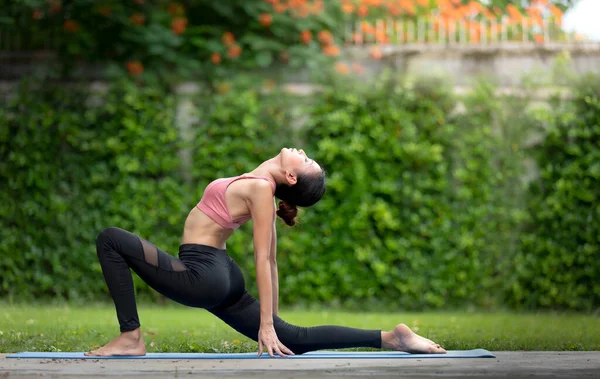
[95,227,381,354]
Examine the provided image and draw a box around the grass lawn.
[0,303,598,353]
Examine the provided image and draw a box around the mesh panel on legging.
[140,238,186,271]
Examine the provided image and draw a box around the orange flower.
[227,44,242,59]
[63,19,79,32]
[534,34,544,44]
[507,4,522,22]
[549,5,563,17]
[369,46,383,60]
[455,5,469,19]
[168,3,185,16]
[301,30,312,45]
[388,4,401,16]
[532,13,543,26]
[293,6,311,18]
[171,17,188,35]
[361,22,375,34]
[417,0,429,7]
[259,13,273,26]
[375,30,388,44]
[483,8,496,21]
[549,5,563,25]
[342,3,355,13]
[32,9,43,20]
[129,13,146,26]
[126,61,144,76]
[437,0,451,9]
[274,3,287,13]
[211,52,222,65]
[399,0,415,15]
[335,62,350,74]
[317,30,334,46]
[314,0,324,13]
[322,45,340,56]
[222,32,236,46]
[357,4,369,17]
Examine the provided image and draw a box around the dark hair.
[275,170,326,226]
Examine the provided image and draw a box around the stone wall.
[342,42,600,86]
[1,42,598,86]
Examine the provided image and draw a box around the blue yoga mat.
[8,349,495,359]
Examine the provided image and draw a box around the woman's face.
[279,147,321,177]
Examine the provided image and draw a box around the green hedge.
[298,76,528,309]
[0,80,186,300]
[1,75,598,311]
[509,75,600,311]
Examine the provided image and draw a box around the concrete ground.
[1,352,599,379]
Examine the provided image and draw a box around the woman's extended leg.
[209,259,446,355]
[209,291,379,355]
[210,291,445,355]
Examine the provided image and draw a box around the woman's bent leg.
[95,227,143,332]
[89,226,194,356]
[95,227,186,330]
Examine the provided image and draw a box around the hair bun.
[276,201,298,226]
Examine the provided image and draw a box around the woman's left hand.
[258,323,294,358]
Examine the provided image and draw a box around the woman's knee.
[96,226,127,252]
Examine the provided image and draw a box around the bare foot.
[381,324,446,354]
[84,328,147,356]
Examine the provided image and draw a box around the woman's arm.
[270,217,279,315]
[249,181,293,357]
[249,183,275,326]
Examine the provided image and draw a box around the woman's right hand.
[258,323,294,358]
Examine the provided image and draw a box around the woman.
[86,147,446,357]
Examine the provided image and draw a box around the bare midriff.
[181,207,234,250]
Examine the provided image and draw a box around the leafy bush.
[509,74,600,311]
[1,73,599,311]
[0,80,186,300]
[297,75,527,310]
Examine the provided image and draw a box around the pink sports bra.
[196,174,276,230]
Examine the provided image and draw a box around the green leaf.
[255,51,273,68]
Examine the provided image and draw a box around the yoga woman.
[86,147,446,357]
